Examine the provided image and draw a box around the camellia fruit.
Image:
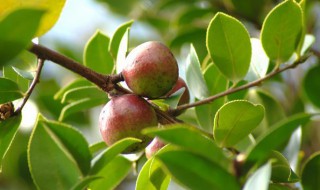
[145,137,166,159]
[99,94,158,153]
[122,41,179,99]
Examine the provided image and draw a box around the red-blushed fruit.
[99,94,158,153]
[166,77,190,106]
[145,137,166,159]
[122,41,179,99]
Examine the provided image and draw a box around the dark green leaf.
[185,44,210,99]
[90,138,141,175]
[214,100,264,147]
[244,113,311,170]
[270,151,299,183]
[0,77,23,104]
[143,124,230,169]
[261,0,303,62]
[3,66,30,92]
[89,155,132,190]
[109,20,133,60]
[156,149,240,190]
[0,115,21,170]
[89,141,107,155]
[231,0,267,21]
[59,98,106,121]
[243,162,271,190]
[84,31,114,74]
[0,8,45,65]
[28,115,83,190]
[283,127,301,173]
[206,12,251,82]
[303,64,320,108]
[61,86,107,103]
[268,184,292,190]
[301,152,320,190]
[71,176,102,190]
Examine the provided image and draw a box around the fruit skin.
[122,41,179,99]
[166,77,190,106]
[145,137,166,159]
[99,94,158,153]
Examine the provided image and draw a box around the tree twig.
[174,55,310,113]
[15,58,45,114]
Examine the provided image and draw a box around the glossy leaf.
[116,28,130,73]
[283,127,302,172]
[136,158,170,190]
[0,115,21,170]
[0,0,66,36]
[143,124,230,169]
[300,34,315,55]
[303,65,320,108]
[89,155,132,190]
[61,86,107,104]
[54,79,92,100]
[84,31,114,74]
[156,149,240,190]
[0,8,44,65]
[109,20,133,60]
[28,116,84,190]
[185,45,210,99]
[206,12,251,82]
[90,138,141,175]
[270,151,299,183]
[214,100,264,147]
[0,78,23,104]
[245,38,269,82]
[301,152,320,190]
[71,176,102,190]
[261,0,303,62]
[244,113,311,170]
[59,98,106,121]
[243,162,271,190]
[89,141,107,156]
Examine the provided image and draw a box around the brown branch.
[174,55,310,113]
[311,48,320,58]
[15,58,45,114]
[28,43,122,92]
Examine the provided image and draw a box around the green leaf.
[283,127,301,173]
[12,66,34,80]
[54,79,92,100]
[234,134,255,153]
[61,86,107,103]
[185,44,210,99]
[261,0,303,62]
[89,141,107,156]
[268,184,292,190]
[109,20,133,60]
[156,149,240,190]
[303,65,320,108]
[0,115,21,171]
[28,115,84,190]
[90,138,141,175]
[0,8,45,65]
[59,98,106,121]
[300,34,315,55]
[0,0,66,36]
[0,77,24,104]
[230,0,267,21]
[71,176,102,190]
[244,113,311,170]
[143,124,230,169]
[136,158,170,190]
[245,38,269,82]
[3,66,30,92]
[243,162,271,190]
[84,31,114,74]
[162,88,185,109]
[206,12,251,82]
[116,28,130,73]
[214,100,264,147]
[270,151,299,183]
[301,152,320,190]
[195,63,228,131]
[89,155,132,190]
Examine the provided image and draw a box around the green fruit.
[122,41,179,99]
[99,94,158,153]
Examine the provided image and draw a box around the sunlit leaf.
[0,78,24,104]
[243,162,271,190]
[301,152,320,190]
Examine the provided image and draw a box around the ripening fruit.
[166,77,190,106]
[122,41,179,99]
[145,137,166,159]
[99,94,158,153]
